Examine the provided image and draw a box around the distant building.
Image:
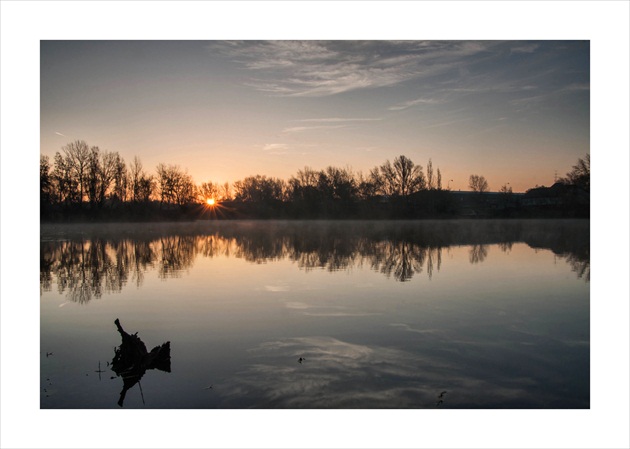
[522,182,589,207]
[449,190,523,217]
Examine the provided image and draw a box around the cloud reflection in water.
[215,332,586,408]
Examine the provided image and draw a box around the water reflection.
[111,319,171,407]
[215,332,588,408]
[40,220,589,302]
[469,244,489,264]
[223,336,431,408]
[562,252,590,281]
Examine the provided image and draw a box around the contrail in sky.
[55,132,65,136]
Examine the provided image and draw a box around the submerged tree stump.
[111,318,171,407]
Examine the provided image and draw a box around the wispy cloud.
[206,40,588,126]
[446,84,538,94]
[264,285,290,292]
[418,115,476,130]
[282,124,348,134]
[259,143,314,157]
[387,70,539,111]
[295,117,382,123]
[510,43,540,54]
[510,94,549,107]
[390,323,446,335]
[285,301,311,310]
[387,80,540,112]
[302,311,380,317]
[208,41,497,97]
[262,143,289,152]
[281,117,381,133]
[388,97,444,111]
[562,82,590,92]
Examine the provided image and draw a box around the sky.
[40,40,589,193]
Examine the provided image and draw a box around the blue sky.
[41,40,589,192]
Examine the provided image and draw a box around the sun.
[206,198,216,206]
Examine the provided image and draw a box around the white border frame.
[2,2,629,448]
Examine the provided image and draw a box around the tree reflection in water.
[469,244,489,264]
[157,235,197,279]
[40,220,590,303]
[558,252,590,281]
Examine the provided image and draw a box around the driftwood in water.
[111,318,171,407]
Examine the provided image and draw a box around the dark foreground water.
[40,219,589,409]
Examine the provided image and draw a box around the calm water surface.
[40,220,589,409]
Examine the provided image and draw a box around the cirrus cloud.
[207,40,497,97]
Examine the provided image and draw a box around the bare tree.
[137,175,155,203]
[294,166,319,189]
[426,159,434,190]
[394,156,426,196]
[233,175,285,203]
[98,150,118,205]
[85,147,118,206]
[156,163,195,206]
[52,151,78,205]
[130,156,143,202]
[436,167,442,190]
[129,156,155,203]
[356,170,379,199]
[221,182,231,201]
[86,146,101,206]
[559,153,590,191]
[61,140,90,204]
[469,174,489,193]
[379,160,397,196]
[40,155,53,208]
[198,181,220,203]
[374,156,426,196]
[317,166,357,201]
[111,153,128,203]
[366,166,385,197]
[288,166,322,203]
[174,171,195,206]
[156,163,174,204]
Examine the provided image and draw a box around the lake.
[40,219,589,409]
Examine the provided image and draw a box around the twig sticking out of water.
[95,361,106,381]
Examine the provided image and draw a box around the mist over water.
[40,220,589,408]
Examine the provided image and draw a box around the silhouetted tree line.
[40,220,590,302]
[40,140,589,221]
[557,154,590,192]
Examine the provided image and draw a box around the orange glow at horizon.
[207,198,216,206]
[39,41,590,196]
